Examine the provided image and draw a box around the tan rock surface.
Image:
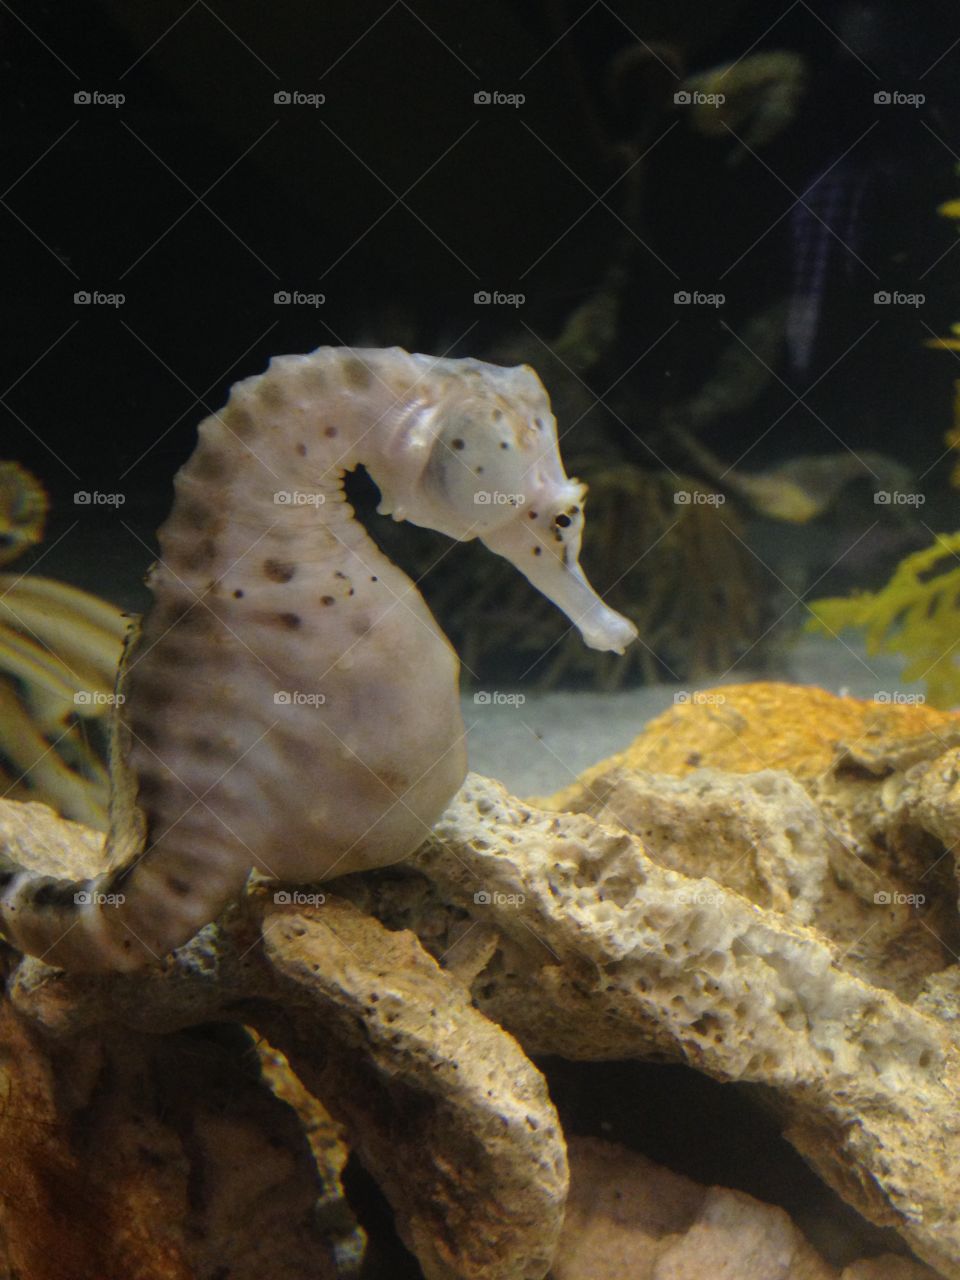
[556,1137,942,1280]
[2,786,567,1280]
[5,682,960,1279]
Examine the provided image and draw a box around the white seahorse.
[0,347,636,971]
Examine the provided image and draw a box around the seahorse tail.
[0,821,251,972]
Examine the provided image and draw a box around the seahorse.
[0,347,636,971]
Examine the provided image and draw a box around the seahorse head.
[372,358,638,654]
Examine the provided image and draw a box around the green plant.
[806,531,960,708]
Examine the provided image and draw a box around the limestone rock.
[555,1137,942,1280]
[0,995,337,1280]
[6,682,960,1278]
[2,788,567,1280]
[544,683,960,1001]
[401,770,960,1278]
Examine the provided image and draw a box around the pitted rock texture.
[544,683,960,999]
[2,788,567,1280]
[6,682,960,1278]
[400,771,960,1279]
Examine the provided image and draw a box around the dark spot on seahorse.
[258,379,287,410]
[128,676,175,710]
[321,595,336,606]
[451,438,465,451]
[274,612,302,629]
[342,357,373,390]
[376,769,409,792]
[493,409,503,421]
[296,442,307,457]
[263,558,296,583]
[166,875,192,897]
[534,417,545,430]
[529,511,538,520]
[533,546,543,556]
[0,868,18,892]
[32,878,85,910]
[191,449,228,481]
[476,466,484,474]
[136,772,166,801]
[191,736,215,754]
[175,498,221,534]
[555,513,572,528]
[500,442,509,449]
[176,608,219,636]
[370,575,378,582]
[348,587,355,596]
[233,589,244,599]
[334,570,347,579]
[105,865,133,893]
[179,538,218,572]
[129,717,160,748]
[224,404,258,440]
[324,426,338,438]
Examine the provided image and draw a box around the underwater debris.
[680,51,806,160]
[672,426,912,523]
[0,465,127,828]
[806,530,960,708]
[0,462,47,568]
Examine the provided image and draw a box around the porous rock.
[7,682,960,1278]
[555,1136,942,1280]
[2,789,567,1280]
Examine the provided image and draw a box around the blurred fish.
[786,159,868,375]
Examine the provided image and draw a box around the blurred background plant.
[0,463,127,827]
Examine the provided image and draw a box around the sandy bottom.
[461,634,928,797]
